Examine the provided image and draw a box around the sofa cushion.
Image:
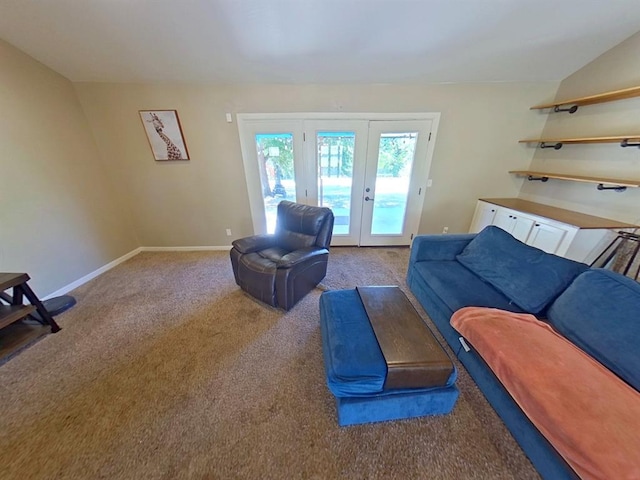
[412,260,526,314]
[456,226,589,314]
[546,268,640,391]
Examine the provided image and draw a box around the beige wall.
[74,82,557,244]
[3,27,637,297]
[0,40,137,296]
[522,31,640,224]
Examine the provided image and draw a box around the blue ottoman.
[319,287,459,426]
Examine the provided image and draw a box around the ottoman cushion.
[319,287,459,426]
[320,288,387,396]
[320,288,457,397]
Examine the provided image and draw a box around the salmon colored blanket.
[451,307,640,480]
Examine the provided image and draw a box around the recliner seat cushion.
[456,226,589,314]
[257,247,289,262]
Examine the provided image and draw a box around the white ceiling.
[1,0,640,84]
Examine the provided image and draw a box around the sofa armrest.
[277,247,328,268]
[410,234,476,263]
[232,234,276,254]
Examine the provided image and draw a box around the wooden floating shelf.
[509,171,640,192]
[531,85,640,111]
[519,135,640,146]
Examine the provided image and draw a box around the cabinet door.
[492,209,515,234]
[510,215,535,242]
[469,201,497,233]
[527,222,567,254]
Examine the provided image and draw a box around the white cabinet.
[492,208,535,242]
[527,222,567,253]
[468,199,631,263]
[469,201,497,233]
[469,200,578,256]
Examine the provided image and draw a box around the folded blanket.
[451,307,640,480]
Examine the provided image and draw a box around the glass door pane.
[304,120,368,246]
[370,132,418,235]
[360,120,433,246]
[317,131,355,235]
[254,133,296,233]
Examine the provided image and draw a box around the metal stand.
[590,231,640,280]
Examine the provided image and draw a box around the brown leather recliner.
[230,201,335,310]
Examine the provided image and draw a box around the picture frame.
[139,110,190,161]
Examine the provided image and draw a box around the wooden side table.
[0,273,61,333]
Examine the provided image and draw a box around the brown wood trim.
[530,85,640,110]
[356,286,452,390]
[0,273,30,291]
[0,305,36,329]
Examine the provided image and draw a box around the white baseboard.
[42,246,231,299]
[43,247,143,300]
[140,246,231,252]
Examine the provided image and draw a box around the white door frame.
[237,113,441,242]
[360,119,434,246]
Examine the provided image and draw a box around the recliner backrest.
[275,201,334,251]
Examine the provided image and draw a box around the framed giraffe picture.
[139,110,190,161]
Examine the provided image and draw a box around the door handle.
[365,196,374,201]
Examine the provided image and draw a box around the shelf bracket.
[553,105,579,114]
[597,183,627,192]
[527,175,549,182]
[539,142,563,150]
[620,139,640,148]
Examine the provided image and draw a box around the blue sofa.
[407,226,640,480]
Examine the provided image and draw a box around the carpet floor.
[0,248,540,479]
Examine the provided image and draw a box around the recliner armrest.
[277,247,329,268]
[232,235,276,254]
[410,234,476,263]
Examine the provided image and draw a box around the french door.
[303,120,369,245]
[238,114,438,246]
[237,120,305,234]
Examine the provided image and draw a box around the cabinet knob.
[535,223,540,227]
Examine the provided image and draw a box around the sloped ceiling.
[1,0,640,84]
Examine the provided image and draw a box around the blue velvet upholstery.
[406,230,595,480]
[319,289,387,396]
[413,261,525,314]
[409,233,476,263]
[547,268,640,391]
[407,255,525,350]
[319,289,459,426]
[335,384,459,427]
[456,226,589,314]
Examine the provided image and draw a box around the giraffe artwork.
[139,110,189,161]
